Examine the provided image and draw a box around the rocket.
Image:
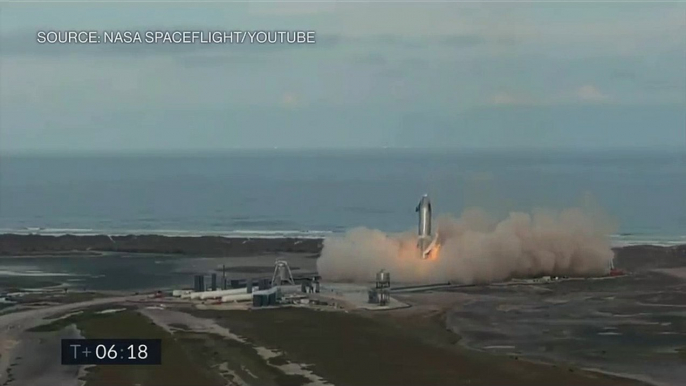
[416,194,438,259]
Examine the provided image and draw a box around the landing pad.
[314,283,410,311]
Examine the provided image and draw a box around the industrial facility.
[167,196,625,311]
[174,260,328,308]
[368,269,391,306]
[170,259,409,311]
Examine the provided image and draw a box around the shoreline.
[0,233,684,258]
[0,234,323,257]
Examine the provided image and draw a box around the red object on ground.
[609,268,624,276]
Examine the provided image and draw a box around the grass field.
[24,304,652,386]
[76,310,223,386]
[188,307,648,386]
[27,308,222,386]
[173,329,310,386]
[28,307,312,386]
[27,306,122,332]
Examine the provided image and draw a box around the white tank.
[199,287,258,300]
[277,284,301,294]
[220,293,253,302]
[189,292,206,300]
[278,265,288,281]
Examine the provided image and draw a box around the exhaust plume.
[317,207,616,284]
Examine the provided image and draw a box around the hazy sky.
[0,1,684,152]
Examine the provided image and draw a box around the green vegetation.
[187,308,647,386]
[27,306,123,332]
[25,303,648,386]
[28,306,308,386]
[174,331,309,386]
[76,311,222,386]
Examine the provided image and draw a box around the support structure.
[271,260,295,286]
[368,269,391,306]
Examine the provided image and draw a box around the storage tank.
[376,270,390,289]
[258,279,271,290]
[278,264,288,282]
[220,293,253,302]
[189,292,205,300]
[199,287,258,300]
[194,275,206,292]
[252,287,280,307]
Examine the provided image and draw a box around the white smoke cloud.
[317,207,616,284]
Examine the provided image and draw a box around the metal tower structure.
[271,260,295,286]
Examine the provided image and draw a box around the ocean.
[1,149,684,246]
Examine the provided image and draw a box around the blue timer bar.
[61,339,162,365]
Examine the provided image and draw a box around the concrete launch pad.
[314,283,410,311]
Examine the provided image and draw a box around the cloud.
[0,29,330,58]
[343,34,512,50]
[488,86,614,107]
[352,52,388,66]
[489,91,536,106]
[248,2,337,16]
[280,92,303,108]
[437,34,502,48]
[490,92,518,105]
[1,2,684,153]
[576,85,610,103]
[175,53,269,68]
[1,30,505,60]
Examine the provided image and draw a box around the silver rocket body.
[416,194,438,259]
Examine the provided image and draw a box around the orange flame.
[425,243,441,261]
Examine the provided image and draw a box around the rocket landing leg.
[418,233,439,259]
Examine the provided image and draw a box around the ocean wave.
[0,227,336,239]
[610,234,686,247]
[0,269,76,277]
[0,227,683,246]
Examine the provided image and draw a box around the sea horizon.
[1,148,684,246]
